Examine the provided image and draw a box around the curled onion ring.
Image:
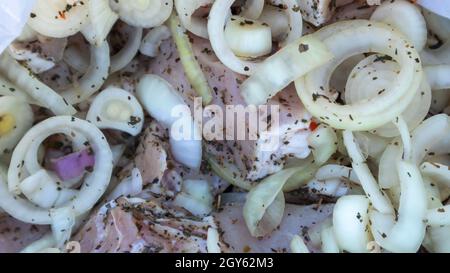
[0,116,113,225]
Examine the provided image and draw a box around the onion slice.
[0,53,76,115]
[1,116,113,225]
[109,0,173,28]
[174,0,212,39]
[86,87,144,136]
[333,195,371,253]
[369,161,427,253]
[296,20,423,131]
[370,0,427,51]
[224,16,272,59]
[81,0,119,47]
[243,167,300,237]
[241,34,332,105]
[60,42,110,104]
[136,74,202,169]
[140,25,171,57]
[28,0,89,38]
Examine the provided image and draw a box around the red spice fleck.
[58,11,66,19]
[309,121,319,131]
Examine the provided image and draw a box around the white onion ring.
[296,20,423,131]
[60,42,110,104]
[28,0,89,38]
[1,116,113,225]
[208,0,302,75]
[86,87,144,136]
[110,27,143,73]
[345,55,431,137]
[370,0,427,51]
[0,53,76,115]
[175,0,213,39]
[109,0,173,28]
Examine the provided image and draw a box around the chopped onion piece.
[333,195,370,253]
[208,0,302,74]
[258,5,289,42]
[307,125,337,165]
[50,148,95,181]
[108,168,143,200]
[321,226,340,253]
[0,77,37,104]
[18,169,77,209]
[420,162,450,188]
[241,34,333,105]
[86,87,144,136]
[136,74,185,127]
[282,160,318,192]
[173,179,213,217]
[136,74,202,169]
[50,207,76,248]
[266,0,303,45]
[379,114,450,189]
[290,234,309,253]
[207,227,221,253]
[424,65,450,90]
[315,164,360,184]
[207,0,259,75]
[224,16,272,59]
[207,155,254,191]
[140,25,171,57]
[427,205,450,227]
[240,0,264,20]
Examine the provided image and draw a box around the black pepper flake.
[298,43,309,53]
[128,116,142,126]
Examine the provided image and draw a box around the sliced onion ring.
[1,116,113,225]
[86,87,144,136]
[174,0,212,39]
[296,20,423,131]
[208,0,302,75]
[370,0,427,51]
[28,0,89,38]
[60,42,110,104]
